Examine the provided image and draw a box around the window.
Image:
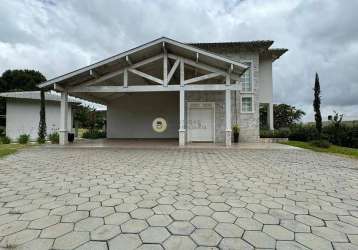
[241,96,253,113]
[240,62,252,92]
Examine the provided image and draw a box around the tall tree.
[37,90,46,143]
[259,104,305,129]
[0,69,46,92]
[313,73,322,137]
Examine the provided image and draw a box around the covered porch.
[39,37,248,146]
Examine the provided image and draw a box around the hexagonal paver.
[191,216,217,229]
[115,203,137,213]
[53,231,89,249]
[109,234,142,250]
[62,211,89,223]
[105,212,130,225]
[209,203,230,211]
[91,207,115,217]
[171,210,195,221]
[0,220,29,236]
[130,208,154,219]
[243,231,276,248]
[296,233,333,250]
[215,223,244,237]
[219,238,254,250]
[153,205,175,214]
[75,241,108,250]
[280,219,310,232]
[14,238,54,250]
[1,229,40,247]
[312,226,348,242]
[212,212,236,223]
[19,209,49,221]
[50,206,76,216]
[28,215,60,229]
[235,217,263,230]
[167,221,195,235]
[137,244,163,250]
[276,241,310,250]
[78,201,101,211]
[140,227,170,243]
[263,225,294,240]
[229,207,253,218]
[254,213,279,224]
[296,215,325,227]
[191,206,214,216]
[147,214,172,226]
[163,235,196,250]
[75,217,104,231]
[326,221,358,234]
[121,219,148,233]
[191,229,222,246]
[40,223,74,238]
[91,224,121,240]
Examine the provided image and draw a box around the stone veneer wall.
[185,49,260,143]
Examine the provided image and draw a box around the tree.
[37,90,46,143]
[0,69,46,92]
[74,105,105,131]
[260,104,305,129]
[313,73,322,137]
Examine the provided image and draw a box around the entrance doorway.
[187,102,215,142]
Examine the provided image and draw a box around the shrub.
[0,128,4,137]
[289,124,319,141]
[82,130,106,139]
[18,134,30,144]
[1,136,11,144]
[260,128,290,138]
[48,132,59,144]
[310,139,331,148]
[37,137,46,144]
[232,124,240,134]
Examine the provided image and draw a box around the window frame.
[240,94,254,113]
[239,60,254,93]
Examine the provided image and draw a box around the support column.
[225,89,232,147]
[59,92,69,145]
[268,103,274,130]
[225,74,232,147]
[179,89,185,146]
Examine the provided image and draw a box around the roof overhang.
[38,37,248,89]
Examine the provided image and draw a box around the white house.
[38,37,287,146]
[0,91,78,141]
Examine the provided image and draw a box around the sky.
[0,0,357,121]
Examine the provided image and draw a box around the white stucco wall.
[258,57,273,103]
[107,92,179,139]
[5,99,73,141]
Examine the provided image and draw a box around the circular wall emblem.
[152,117,167,133]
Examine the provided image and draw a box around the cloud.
[0,0,357,121]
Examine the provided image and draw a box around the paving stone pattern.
[0,147,358,249]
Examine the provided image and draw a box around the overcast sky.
[0,0,357,121]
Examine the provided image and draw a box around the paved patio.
[0,145,358,250]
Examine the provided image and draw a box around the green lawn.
[0,144,28,158]
[281,140,358,159]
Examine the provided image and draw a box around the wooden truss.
[67,44,241,93]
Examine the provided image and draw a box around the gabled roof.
[189,40,274,50]
[0,91,80,103]
[38,37,249,89]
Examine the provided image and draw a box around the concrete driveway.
[0,146,357,249]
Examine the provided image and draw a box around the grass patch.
[281,140,358,159]
[0,144,28,158]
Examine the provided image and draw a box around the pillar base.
[59,130,68,145]
[225,129,232,147]
[179,129,186,146]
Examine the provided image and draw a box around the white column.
[59,92,69,145]
[179,89,185,146]
[268,103,274,130]
[225,75,232,146]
